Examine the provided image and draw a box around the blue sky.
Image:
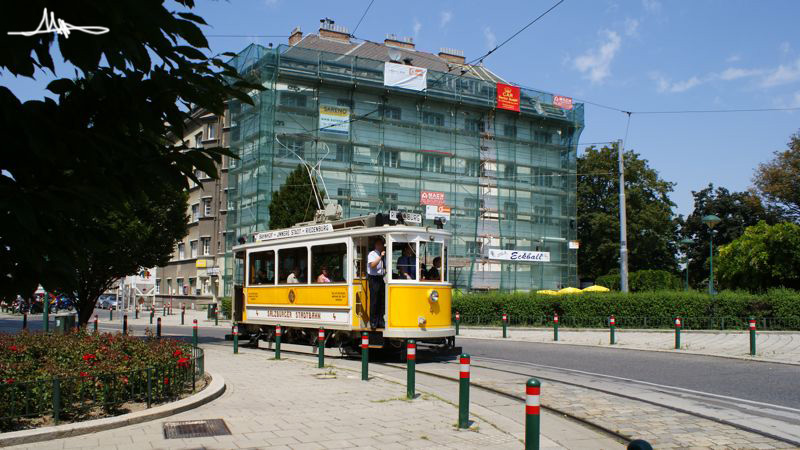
[4,0,799,216]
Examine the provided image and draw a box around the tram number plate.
[389,211,422,224]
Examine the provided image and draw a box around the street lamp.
[679,238,694,291]
[702,214,721,295]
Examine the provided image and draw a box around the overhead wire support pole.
[618,112,632,293]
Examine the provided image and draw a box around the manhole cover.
[163,419,231,439]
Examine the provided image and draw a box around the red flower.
[8,345,18,352]
[82,353,97,362]
[120,376,129,384]
[173,349,183,358]
[79,372,89,377]
[163,377,169,385]
[5,378,14,384]
[177,357,190,368]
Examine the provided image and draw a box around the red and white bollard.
[502,313,508,338]
[233,324,239,354]
[275,324,282,359]
[458,354,470,428]
[609,315,616,345]
[361,331,369,380]
[318,328,325,368]
[553,313,559,341]
[406,339,416,399]
[526,378,542,448]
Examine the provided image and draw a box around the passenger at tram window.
[396,244,417,280]
[257,269,270,284]
[287,267,300,284]
[316,266,332,283]
[426,257,442,281]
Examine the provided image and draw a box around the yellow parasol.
[536,290,559,295]
[582,285,610,292]
[558,287,584,295]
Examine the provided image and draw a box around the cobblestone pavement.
[458,327,800,364]
[6,343,625,450]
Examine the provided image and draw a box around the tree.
[269,165,325,229]
[717,221,800,292]
[55,189,189,326]
[753,131,800,221]
[0,1,259,299]
[577,144,679,280]
[681,184,783,289]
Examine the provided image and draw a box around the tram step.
[368,331,384,347]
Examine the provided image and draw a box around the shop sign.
[488,249,550,262]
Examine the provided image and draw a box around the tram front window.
[393,242,417,280]
[420,241,444,282]
[249,250,275,285]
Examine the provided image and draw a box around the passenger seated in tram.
[425,257,442,281]
[316,266,332,283]
[256,269,271,284]
[396,244,417,280]
[286,267,300,284]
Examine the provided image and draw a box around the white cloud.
[573,30,621,84]
[440,11,452,28]
[760,58,800,88]
[624,18,639,37]
[652,73,702,93]
[726,54,741,63]
[413,18,422,38]
[719,67,763,81]
[780,41,791,55]
[642,0,661,13]
[483,26,496,50]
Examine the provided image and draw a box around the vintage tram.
[232,214,455,354]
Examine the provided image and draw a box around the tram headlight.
[429,290,439,302]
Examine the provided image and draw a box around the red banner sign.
[553,95,573,110]
[496,83,520,112]
[420,191,446,206]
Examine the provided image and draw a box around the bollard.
[455,311,460,335]
[361,331,369,380]
[181,305,185,325]
[215,307,219,326]
[192,319,198,348]
[675,317,682,349]
[123,314,128,335]
[135,307,139,319]
[502,312,508,338]
[150,308,154,325]
[94,315,98,333]
[109,308,113,321]
[22,313,27,331]
[318,328,325,368]
[275,324,282,360]
[609,315,616,345]
[525,378,541,450]
[233,325,239,354]
[407,339,416,399]
[43,298,49,333]
[162,305,166,316]
[553,313,559,342]
[749,317,756,356]
[156,317,162,338]
[458,353,470,429]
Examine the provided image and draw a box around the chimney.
[384,34,415,50]
[319,18,351,43]
[438,48,465,64]
[288,26,302,46]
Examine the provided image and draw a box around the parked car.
[97,295,118,310]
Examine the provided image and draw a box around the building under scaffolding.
[224,21,584,292]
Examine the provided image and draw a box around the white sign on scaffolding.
[488,249,550,262]
[384,62,428,91]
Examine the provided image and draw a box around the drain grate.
[163,418,231,439]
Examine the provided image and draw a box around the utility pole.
[617,137,629,293]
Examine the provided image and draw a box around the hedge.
[452,288,800,330]
[596,270,682,291]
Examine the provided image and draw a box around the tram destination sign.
[254,224,334,242]
[488,249,550,262]
[389,210,422,224]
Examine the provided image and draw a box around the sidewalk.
[7,343,623,449]
[458,327,800,364]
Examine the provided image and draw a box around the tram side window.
[311,243,347,283]
[393,242,418,280]
[419,241,443,282]
[278,247,308,284]
[249,250,275,285]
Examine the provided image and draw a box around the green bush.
[596,269,681,291]
[220,297,231,319]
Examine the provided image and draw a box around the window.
[419,241,444,282]
[336,98,353,107]
[381,192,398,210]
[201,277,211,295]
[379,150,399,168]
[465,197,484,210]
[201,237,211,256]
[176,278,185,295]
[280,92,307,108]
[195,132,203,148]
[504,163,516,179]
[277,138,304,159]
[178,243,185,259]
[203,198,213,217]
[155,279,161,294]
[191,204,199,222]
[195,169,208,180]
[335,143,352,162]
[465,119,483,133]
[503,125,517,137]
[278,247,308,284]
[190,240,198,258]
[166,279,173,295]
[189,278,196,295]
[423,112,444,126]
[465,160,480,177]
[466,241,481,256]
[382,106,401,120]
[392,242,418,280]
[423,154,443,173]
[534,131,552,144]
[504,201,518,220]
[337,188,351,209]
[249,250,276,285]
[207,122,217,140]
[311,243,347,283]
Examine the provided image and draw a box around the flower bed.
[0,331,201,431]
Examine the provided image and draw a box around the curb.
[461,325,800,335]
[456,334,800,367]
[0,371,226,447]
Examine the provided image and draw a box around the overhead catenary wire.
[351,0,375,36]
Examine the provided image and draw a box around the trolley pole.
[192,319,198,349]
[361,332,369,381]
[123,314,128,335]
[749,317,756,356]
[458,353,470,429]
[553,313,559,342]
[609,315,616,345]
[674,317,682,349]
[502,313,508,338]
[318,328,325,368]
[455,311,460,335]
[156,317,162,338]
[525,378,541,450]
[233,324,239,354]
[93,315,98,333]
[275,324,282,360]
[407,339,416,399]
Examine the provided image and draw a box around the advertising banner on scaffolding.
[425,205,451,221]
[384,62,428,91]
[496,83,521,111]
[553,95,574,110]
[488,249,550,262]
[319,104,350,135]
[420,191,446,206]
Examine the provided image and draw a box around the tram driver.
[367,238,386,329]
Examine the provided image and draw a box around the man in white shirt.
[367,238,386,329]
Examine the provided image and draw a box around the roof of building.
[291,33,508,84]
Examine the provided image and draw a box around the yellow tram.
[231,214,455,354]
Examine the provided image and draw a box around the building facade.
[223,19,584,292]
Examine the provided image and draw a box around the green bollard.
[749,317,756,356]
[502,313,508,338]
[162,305,166,316]
[215,307,219,327]
[156,317,161,338]
[318,328,325,368]
[43,297,49,333]
[94,315,98,333]
[22,313,27,331]
[455,311,460,335]
[553,313,559,342]
[525,378,541,450]
[192,319,198,349]
[109,308,113,321]
[135,307,139,319]
[275,324,282,360]
[609,315,616,345]
[150,309,154,325]
[675,317,682,349]
[181,306,185,325]
[458,353,470,429]
[123,314,128,335]
[361,332,368,380]
[407,339,416,399]
[233,324,239,354]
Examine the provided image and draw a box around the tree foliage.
[753,131,800,221]
[577,144,678,280]
[0,1,259,298]
[716,221,800,292]
[269,165,324,229]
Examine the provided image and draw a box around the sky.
[3,0,800,217]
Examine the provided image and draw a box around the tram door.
[233,250,245,322]
[353,237,370,327]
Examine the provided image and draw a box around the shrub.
[596,269,681,291]
[220,297,232,319]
